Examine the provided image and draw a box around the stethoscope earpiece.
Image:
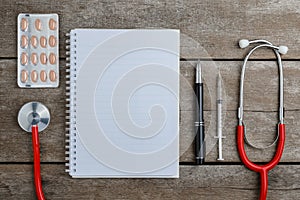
[237,39,286,200]
[238,39,250,49]
[238,39,288,54]
[278,45,288,54]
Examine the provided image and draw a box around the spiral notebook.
[65,29,180,178]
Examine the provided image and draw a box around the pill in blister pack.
[17,13,59,88]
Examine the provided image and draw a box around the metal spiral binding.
[65,31,77,174]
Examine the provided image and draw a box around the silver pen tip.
[196,62,202,83]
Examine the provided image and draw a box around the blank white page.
[68,29,179,178]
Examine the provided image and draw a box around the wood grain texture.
[1,60,300,162]
[1,164,300,200]
[1,1,300,199]
[180,110,300,162]
[1,0,300,59]
[180,61,300,111]
[0,59,66,162]
[180,60,300,161]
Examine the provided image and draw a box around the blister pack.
[17,13,59,88]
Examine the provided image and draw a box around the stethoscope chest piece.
[18,102,50,132]
[18,101,50,200]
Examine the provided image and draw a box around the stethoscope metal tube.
[238,43,284,126]
[237,39,287,200]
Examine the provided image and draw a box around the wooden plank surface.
[180,61,300,111]
[1,1,300,199]
[1,164,300,200]
[1,60,300,163]
[181,110,300,162]
[1,0,300,59]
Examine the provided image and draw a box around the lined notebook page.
[68,29,179,178]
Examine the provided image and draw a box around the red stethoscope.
[237,39,288,200]
[18,102,50,200]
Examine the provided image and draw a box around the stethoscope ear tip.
[239,39,249,49]
[278,46,288,54]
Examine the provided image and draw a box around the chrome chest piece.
[17,101,50,200]
[18,101,50,132]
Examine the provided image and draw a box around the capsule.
[49,18,57,30]
[40,70,47,82]
[31,70,38,82]
[40,53,47,65]
[40,36,47,48]
[49,53,56,64]
[31,53,38,65]
[20,18,28,31]
[21,70,28,83]
[20,35,28,48]
[49,35,56,47]
[35,19,42,31]
[49,70,57,82]
[31,36,38,48]
[21,52,28,65]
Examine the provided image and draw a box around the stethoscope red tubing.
[32,125,46,200]
[237,124,285,200]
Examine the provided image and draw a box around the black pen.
[195,61,205,165]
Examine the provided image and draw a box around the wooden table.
[1,1,300,199]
